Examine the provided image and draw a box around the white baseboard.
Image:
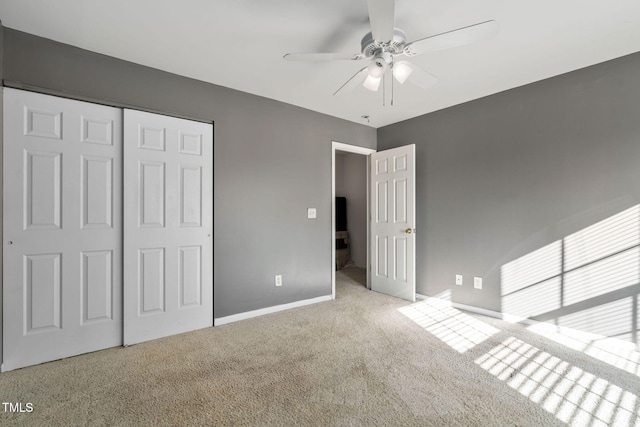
[214,295,333,326]
[415,293,535,324]
[452,302,541,325]
[451,301,503,320]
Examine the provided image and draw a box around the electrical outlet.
[474,276,483,289]
[455,274,463,285]
[275,275,283,287]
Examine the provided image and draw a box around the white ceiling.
[1,1,640,128]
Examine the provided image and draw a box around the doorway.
[331,142,375,298]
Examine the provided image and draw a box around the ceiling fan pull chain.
[391,64,395,107]
[382,72,386,107]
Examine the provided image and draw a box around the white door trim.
[331,141,376,299]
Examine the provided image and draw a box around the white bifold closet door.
[123,109,213,345]
[2,88,123,371]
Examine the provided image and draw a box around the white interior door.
[370,144,416,301]
[123,109,213,345]
[2,88,122,371]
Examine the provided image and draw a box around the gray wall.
[378,51,640,323]
[335,153,367,268]
[1,28,376,321]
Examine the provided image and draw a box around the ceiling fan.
[283,0,498,101]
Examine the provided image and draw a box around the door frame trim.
[331,141,376,299]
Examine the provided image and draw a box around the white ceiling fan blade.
[403,20,498,57]
[333,67,369,96]
[394,61,438,89]
[367,0,395,42]
[283,53,364,61]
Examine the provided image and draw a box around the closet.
[2,88,213,371]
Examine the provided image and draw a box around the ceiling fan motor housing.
[373,51,393,68]
[360,28,407,58]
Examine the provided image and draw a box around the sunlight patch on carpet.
[476,337,640,426]
[398,297,499,353]
[527,321,640,378]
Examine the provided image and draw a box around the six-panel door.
[2,88,123,371]
[123,109,213,345]
[370,144,416,302]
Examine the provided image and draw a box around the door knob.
[405,228,414,234]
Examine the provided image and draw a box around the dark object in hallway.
[336,197,347,231]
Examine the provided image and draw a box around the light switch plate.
[474,276,483,289]
[455,274,463,285]
[307,208,317,219]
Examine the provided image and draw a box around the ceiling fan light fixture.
[363,74,382,91]
[393,61,413,84]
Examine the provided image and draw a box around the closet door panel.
[2,88,122,372]
[123,109,213,345]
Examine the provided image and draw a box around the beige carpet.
[1,267,638,426]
